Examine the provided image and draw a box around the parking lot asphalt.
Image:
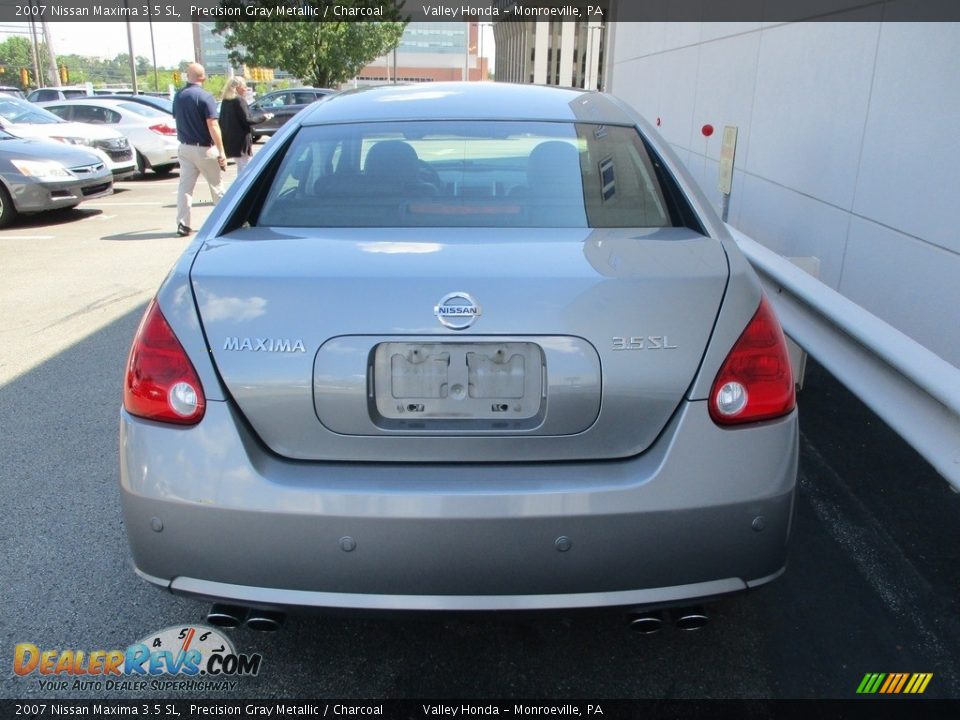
[1,170,959,700]
[0,171,217,386]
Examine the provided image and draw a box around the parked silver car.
[120,83,798,623]
[0,129,112,227]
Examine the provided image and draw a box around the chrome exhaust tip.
[627,611,664,635]
[672,606,709,631]
[206,603,247,629]
[245,609,285,632]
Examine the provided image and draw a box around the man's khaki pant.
[176,143,225,230]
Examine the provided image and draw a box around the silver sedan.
[120,83,798,625]
[0,129,112,227]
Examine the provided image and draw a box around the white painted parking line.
[82,214,117,222]
[82,202,164,206]
[0,235,55,240]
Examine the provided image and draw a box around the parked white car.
[26,86,92,102]
[0,96,135,179]
[39,98,178,176]
[28,86,135,101]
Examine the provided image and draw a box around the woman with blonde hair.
[218,76,269,175]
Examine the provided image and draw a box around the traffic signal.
[59,64,68,84]
[20,68,29,87]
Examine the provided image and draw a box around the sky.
[0,21,496,74]
[0,22,196,67]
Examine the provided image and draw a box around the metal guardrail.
[729,226,960,490]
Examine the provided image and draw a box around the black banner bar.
[5,700,960,720]
[0,0,959,23]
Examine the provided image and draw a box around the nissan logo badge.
[434,292,481,330]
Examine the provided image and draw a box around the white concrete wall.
[607,21,960,368]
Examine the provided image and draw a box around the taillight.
[709,296,795,426]
[149,123,177,136]
[124,300,205,425]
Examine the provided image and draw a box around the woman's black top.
[219,97,258,158]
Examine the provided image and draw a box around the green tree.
[214,1,407,88]
[0,36,36,88]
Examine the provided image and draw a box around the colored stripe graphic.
[857,673,932,694]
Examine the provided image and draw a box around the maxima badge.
[434,292,481,330]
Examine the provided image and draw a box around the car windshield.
[258,121,685,229]
[0,97,64,124]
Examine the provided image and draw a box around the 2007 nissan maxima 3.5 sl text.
[120,83,797,626]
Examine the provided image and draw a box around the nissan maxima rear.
[120,83,797,620]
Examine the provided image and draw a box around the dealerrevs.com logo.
[14,625,263,692]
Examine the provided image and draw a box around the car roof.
[299,82,633,125]
[39,97,138,108]
[97,94,173,109]
[33,86,90,92]
[264,87,333,96]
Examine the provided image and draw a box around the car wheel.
[0,184,18,228]
[135,151,147,177]
[152,164,175,176]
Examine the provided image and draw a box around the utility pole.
[40,19,60,86]
[27,0,42,88]
[148,6,160,91]
[124,5,139,93]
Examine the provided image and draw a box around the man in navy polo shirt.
[173,62,227,237]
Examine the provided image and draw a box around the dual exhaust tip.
[207,603,284,632]
[627,606,709,635]
[207,603,706,635]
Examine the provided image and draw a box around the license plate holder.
[373,342,544,421]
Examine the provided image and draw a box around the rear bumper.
[138,137,179,168]
[119,401,798,611]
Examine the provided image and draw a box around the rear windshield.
[256,121,699,229]
[118,102,168,117]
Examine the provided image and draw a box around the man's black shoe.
[176,223,192,237]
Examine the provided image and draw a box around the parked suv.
[248,87,333,141]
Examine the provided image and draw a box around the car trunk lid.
[190,226,728,462]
